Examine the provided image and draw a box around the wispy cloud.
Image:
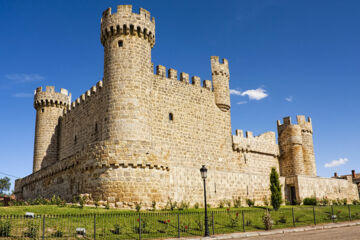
[324,158,348,168]
[13,93,33,98]
[230,89,242,96]
[5,74,44,83]
[241,88,268,100]
[285,96,293,102]
[237,101,247,105]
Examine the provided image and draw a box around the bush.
[320,197,329,206]
[105,202,110,210]
[178,201,189,210]
[0,220,11,237]
[277,215,287,224]
[151,200,156,211]
[352,199,359,205]
[225,200,232,208]
[246,198,255,207]
[342,198,348,205]
[51,230,63,238]
[135,202,142,212]
[233,197,241,208]
[194,202,199,209]
[218,200,225,208]
[270,168,282,211]
[166,197,177,211]
[24,221,38,238]
[303,197,317,206]
[262,211,273,230]
[111,224,122,235]
[263,196,269,206]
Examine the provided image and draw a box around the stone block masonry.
[14,5,358,208]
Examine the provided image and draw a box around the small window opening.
[74,135,77,144]
[118,40,123,47]
[95,123,98,133]
[169,113,174,121]
[41,108,44,113]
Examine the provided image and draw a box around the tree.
[270,168,282,211]
[0,177,11,194]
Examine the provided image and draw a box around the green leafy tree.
[270,168,282,211]
[0,177,10,194]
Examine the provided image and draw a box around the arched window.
[169,113,174,121]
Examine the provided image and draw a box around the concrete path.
[169,220,360,240]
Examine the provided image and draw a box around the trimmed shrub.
[303,197,317,206]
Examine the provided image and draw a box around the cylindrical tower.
[100,5,155,142]
[211,56,230,112]
[297,115,316,176]
[277,116,305,176]
[33,86,71,172]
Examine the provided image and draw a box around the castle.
[15,5,359,208]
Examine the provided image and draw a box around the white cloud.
[237,101,247,105]
[230,89,242,96]
[5,74,44,83]
[13,93,33,98]
[241,88,268,100]
[324,158,348,168]
[285,96,293,102]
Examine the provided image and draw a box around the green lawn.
[0,205,360,239]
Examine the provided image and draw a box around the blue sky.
[1,0,359,192]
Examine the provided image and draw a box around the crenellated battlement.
[211,56,229,78]
[100,5,155,47]
[63,80,103,116]
[277,115,312,134]
[34,86,71,109]
[154,65,213,91]
[232,130,279,157]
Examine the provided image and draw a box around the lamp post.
[200,165,210,237]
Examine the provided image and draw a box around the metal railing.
[1,205,360,239]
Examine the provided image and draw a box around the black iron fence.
[1,205,360,239]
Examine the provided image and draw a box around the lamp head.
[200,165,207,179]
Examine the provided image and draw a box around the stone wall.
[285,175,359,202]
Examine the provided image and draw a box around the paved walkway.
[169,220,360,240]
[237,224,360,239]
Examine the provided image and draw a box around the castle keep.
[15,5,358,208]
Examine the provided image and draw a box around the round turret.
[211,56,230,111]
[277,116,305,176]
[33,86,71,173]
[100,5,154,142]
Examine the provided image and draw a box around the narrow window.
[118,40,123,47]
[74,135,77,144]
[95,123,98,133]
[169,113,174,121]
[41,108,44,113]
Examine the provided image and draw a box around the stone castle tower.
[33,86,71,172]
[277,116,316,177]
[15,5,358,208]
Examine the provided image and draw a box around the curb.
[167,220,360,240]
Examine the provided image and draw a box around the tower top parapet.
[277,115,312,134]
[34,86,71,109]
[100,5,155,47]
[211,56,229,78]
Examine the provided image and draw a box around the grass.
[1,205,360,239]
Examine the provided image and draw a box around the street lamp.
[200,165,210,236]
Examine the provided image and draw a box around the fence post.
[348,205,352,221]
[139,213,142,240]
[177,213,180,238]
[313,206,316,225]
[331,205,334,223]
[94,214,96,240]
[242,211,245,232]
[292,208,295,227]
[42,215,45,240]
[212,212,215,235]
